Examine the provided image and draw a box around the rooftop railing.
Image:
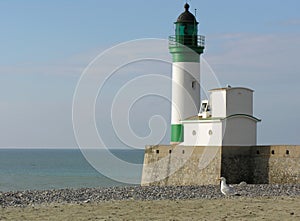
[169,35,205,48]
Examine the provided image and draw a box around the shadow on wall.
[221,146,271,184]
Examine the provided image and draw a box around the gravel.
[0,185,300,208]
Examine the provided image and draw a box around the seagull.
[218,177,240,196]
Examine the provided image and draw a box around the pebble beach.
[1,185,300,220]
[1,184,300,208]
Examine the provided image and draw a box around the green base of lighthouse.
[171,124,184,143]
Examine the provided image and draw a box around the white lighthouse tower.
[169,3,205,144]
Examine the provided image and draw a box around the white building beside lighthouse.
[181,87,261,146]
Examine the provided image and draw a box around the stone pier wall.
[254,146,300,184]
[141,145,300,186]
[141,145,221,186]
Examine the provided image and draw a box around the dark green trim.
[171,124,184,143]
[225,114,262,122]
[181,114,261,123]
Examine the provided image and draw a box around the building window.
[271,150,275,155]
[169,150,172,154]
[256,150,260,155]
[192,81,196,89]
[182,150,185,154]
[156,150,159,154]
[286,150,290,155]
[192,130,197,136]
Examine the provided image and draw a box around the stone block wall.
[254,146,300,184]
[141,145,221,186]
[142,145,300,186]
[222,146,300,184]
[221,146,253,184]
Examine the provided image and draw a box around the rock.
[83,199,91,203]
[238,182,247,187]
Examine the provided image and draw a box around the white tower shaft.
[171,62,200,126]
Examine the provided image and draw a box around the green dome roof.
[176,3,198,24]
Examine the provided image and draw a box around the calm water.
[0,149,144,192]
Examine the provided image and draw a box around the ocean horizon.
[0,148,144,192]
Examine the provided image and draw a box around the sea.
[0,149,145,192]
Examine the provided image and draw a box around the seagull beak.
[216,178,221,181]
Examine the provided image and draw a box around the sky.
[0,0,300,148]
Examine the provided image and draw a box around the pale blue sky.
[1,0,300,148]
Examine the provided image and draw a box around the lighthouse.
[169,3,205,144]
[142,3,298,187]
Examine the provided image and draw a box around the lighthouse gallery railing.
[169,35,205,48]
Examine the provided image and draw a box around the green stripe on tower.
[169,46,203,63]
[171,53,200,63]
[171,124,184,143]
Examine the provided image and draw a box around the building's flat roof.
[184,116,221,121]
[209,87,254,92]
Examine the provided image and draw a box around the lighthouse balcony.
[169,35,205,48]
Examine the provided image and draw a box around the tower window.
[286,150,290,155]
[271,150,275,155]
[156,150,159,154]
[169,150,172,154]
[192,81,196,89]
